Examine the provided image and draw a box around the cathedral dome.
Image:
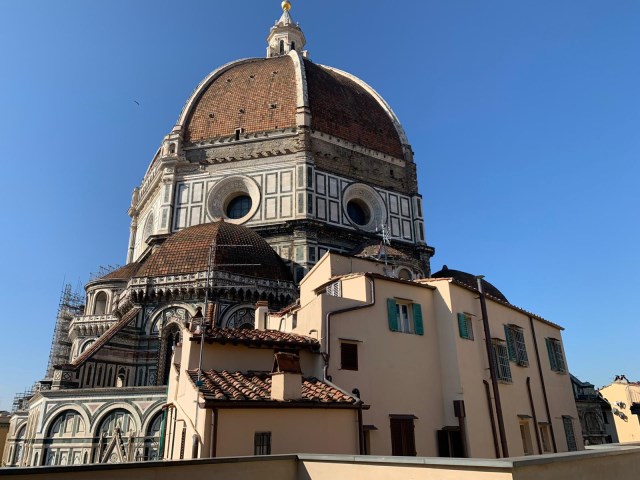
[135,221,292,281]
[178,54,409,160]
[431,265,509,303]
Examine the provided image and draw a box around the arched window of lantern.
[93,292,108,315]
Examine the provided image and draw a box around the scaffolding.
[45,283,85,378]
[11,383,39,413]
[89,264,120,282]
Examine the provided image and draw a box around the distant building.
[600,375,640,443]
[570,375,618,445]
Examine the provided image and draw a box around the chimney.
[255,301,269,330]
[271,352,302,401]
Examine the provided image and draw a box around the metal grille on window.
[491,340,512,383]
[546,338,566,373]
[254,432,271,455]
[326,281,342,297]
[563,416,577,451]
[505,324,528,366]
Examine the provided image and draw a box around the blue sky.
[0,0,638,410]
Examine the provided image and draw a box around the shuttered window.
[546,338,566,373]
[504,324,528,366]
[390,417,416,456]
[457,313,473,340]
[340,343,358,371]
[387,299,424,335]
[491,340,512,383]
[562,417,577,451]
[326,281,341,297]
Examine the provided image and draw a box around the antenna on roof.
[376,223,391,275]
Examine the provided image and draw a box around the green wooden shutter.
[554,341,566,372]
[457,313,468,339]
[546,338,558,371]
[412,304,424,335]
[387,299,399,332]
[515,328,528,365]
[504,325,516,361]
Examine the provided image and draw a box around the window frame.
[504,324,529,367]
[390,415,417,456]
[546,338,567,373]
[387,299,424,335]
[340,342,359,371]
[457,313,474,340]
[254,431,272,455]
[562,416,577,452]
[491,339,513,383]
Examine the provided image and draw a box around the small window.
[505,324,528,366]
[437,428,465,458]
[254,432,271,455]
[291,41,296,51]
[491,340,512,383]
[390,416,416,456]
[387,299,424,335]
[94,291,108,315]
[519,421,534,455]
[457,313,474,340]
[546,338,566,373]
[279,39,285,55]
[539,424,552,452]
[340,343,358,371]
[563,416,577,451]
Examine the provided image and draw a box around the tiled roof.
[70,307,141,367]
[188,370,357,405]
[182,55,405,159]
[184,56,297,142]
[134,221,292,281]
[196,328,320,351]
[352,243,413,260]
[305,60,404,159]
[100,262,141,281]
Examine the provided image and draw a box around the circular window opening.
[347,200,370,226]
[226,195,252,219]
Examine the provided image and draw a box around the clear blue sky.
[0,0,638,411]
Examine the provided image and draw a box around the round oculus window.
[347,200,370,226]
[226,195,252,219]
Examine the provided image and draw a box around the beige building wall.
[600,380,640,442]
[216,409,358,457]
[282,253,582,458]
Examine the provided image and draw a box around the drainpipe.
[526,377,543,454]
[483,380,500,458]
[529,316,557,453]
[353,388,365,455]
[476,276,509,458]
[322,277,375,382]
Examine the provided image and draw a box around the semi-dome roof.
[134,221,293,281]
[431,265,509,303]
[179,53,408,160]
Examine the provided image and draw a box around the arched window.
[143,412,164,461]
[116,368,126,388]
[47,410,86,439]
[161,326,181,385]
[12,425,26,466]
[224,306,255,329]
[94,292,108,315]
[279,39,285,55]
[397,268,412,281]
[143,213,154,241]
[95,409,137,463]
[291,41,296,51]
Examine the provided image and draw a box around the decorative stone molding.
[342,183,388,233]
[206,175,261,224]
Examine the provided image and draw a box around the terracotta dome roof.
[182,55,406,159]
[134,221,292,281]
[431,266,509,303]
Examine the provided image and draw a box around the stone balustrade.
[69,314,118,338]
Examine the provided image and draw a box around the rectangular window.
[491,340,512,383]
[539,424,552,453]
[546,338,567,373]
[340,343,358,371]
[437,428,465,458]
[390,416,416,456]
[387,299,424,335]
[562,416,577,451]
[254,432,272,455]
[457,313,474,340]
[505,324,528,366]
[519,421,533,455]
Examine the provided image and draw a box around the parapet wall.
[1,446,640,480]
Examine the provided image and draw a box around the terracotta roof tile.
[188,370,356,405]
[196,328,319,351]
[305,60,404,159]
[135,221,292,281]
[100,262,141,281]
[185,57,297,143]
